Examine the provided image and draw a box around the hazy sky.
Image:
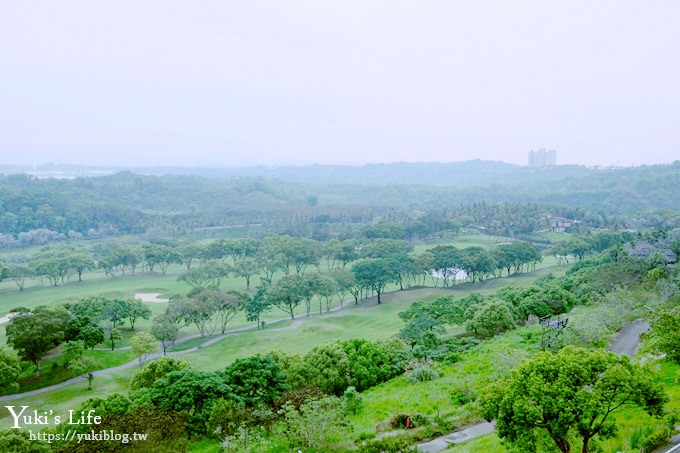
[1,1,679,167]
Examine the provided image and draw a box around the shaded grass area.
[350,326,542,436]
[0,367,139,428]
[12,349,136,394]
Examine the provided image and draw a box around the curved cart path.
[0,310,325,401]
[608,318,649,357]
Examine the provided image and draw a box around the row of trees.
[1,234,545,305]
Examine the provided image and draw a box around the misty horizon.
[2,2,679,168]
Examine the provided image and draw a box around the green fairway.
[0,264,562,430]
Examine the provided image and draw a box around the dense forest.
[1,161,679,243]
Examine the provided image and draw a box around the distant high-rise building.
[528,148,556,167]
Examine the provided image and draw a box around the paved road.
[417,318,653,452]
[654,435,680,453]
[418,422,495,452]
[608,318,650,358]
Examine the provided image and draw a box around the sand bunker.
[134,293,169,303]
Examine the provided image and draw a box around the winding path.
[608,318,649,357]
[0,310,321,401]
[416,318,652,452]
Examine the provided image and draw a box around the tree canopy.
[480,346,668,453]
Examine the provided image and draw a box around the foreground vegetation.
[1,167,679,452]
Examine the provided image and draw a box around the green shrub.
[357,434,414,453]
[629,425,654,450]
[343,386,364,415]
[357,432,376,441]
[641,427,671,452]
[450,386,477,405]
[409,413,432,427]
[404,359,439,383]
[388,413,416,429]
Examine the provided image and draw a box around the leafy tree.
[341,338,400,391]
[178,242,203,269]
[343,386,363,415]
[143,244,183,274]
[149,369,236,432]
[62,340,85,369]
[398,315,446,350]
[399,296,466,326]
[428,245,461,287]
[232,257,260,289]
[480,346,668,453]
[360,238,413,259]
[108,328,122,351]
[70,356,101,390]
[151,314,180,355]
[69,252,95,282]
[245,283,272,329]
[126,298,152,330]
[101,298,130,330]
[301,273,322,317]
[466,300,516,339]
[70,295,109,322]
[129,357,191,391]
[214,290,248,334]
[130,332,158,366]
[177,261,230,289]
[459,246,495,283]
[519,284,576,319]
[568,236,595,261]
[281,396,351,449]
[304,342,351,395]
[671,239,680,262]
[5,306,68,376]
[352,258,400,304]
[0,348,21,394]
[649,308,680,363]
[6,264,34,291]
[30,250,72,286]
[316,274,339,313]
[361,222,406,240]
[221,354,289,407]
[77,393,132,420]
[177,288,220,337]
[260,235,320,275]
[64,316,105,349]
[329,270,355,307]
[268,274,308,319]
[335,239,359,268]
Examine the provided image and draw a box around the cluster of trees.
[0,245,95,289]
[3,163,680,244]
[49,337,406,451]
[4,296,151,381]
[480,347,669,453]
[545,231,636,264]
[395,238,676,363]
[398,278,576,356]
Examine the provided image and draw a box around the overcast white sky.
[1,1,679,167]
